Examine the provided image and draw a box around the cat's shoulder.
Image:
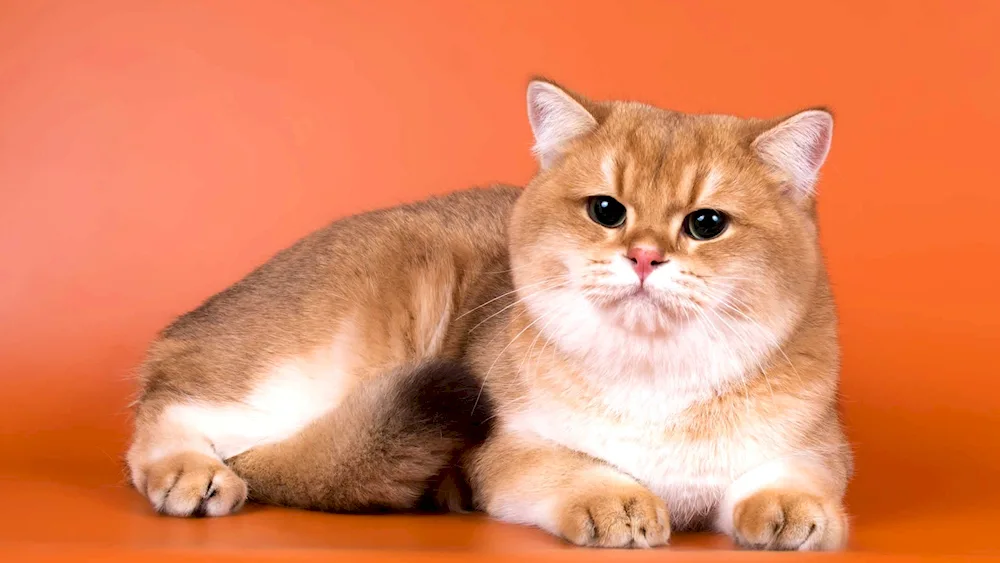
[329,184,522,231]
[416,185,523,215]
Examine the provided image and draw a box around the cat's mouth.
[577,272,713,319]
[595,283,698,315]
[628,285,655,299]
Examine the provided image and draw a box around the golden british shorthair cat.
[127,79,851,551]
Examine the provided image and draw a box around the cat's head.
[509,79,833,351]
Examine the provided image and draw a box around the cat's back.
[143,185,521,404]
[307,184,521,255]
[163,185,521,338]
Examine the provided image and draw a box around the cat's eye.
[587,196,627,228]
[683,209,729,240]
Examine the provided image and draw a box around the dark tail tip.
[226,360,495,514]
[395,359,495,447]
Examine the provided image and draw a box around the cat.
[126,78,852,551]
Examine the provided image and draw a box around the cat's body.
[127,80,851,551]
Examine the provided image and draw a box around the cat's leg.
[126,342,353,517]
[227,360,491,513]
[469,432,671,548]
[126,399,248,517]
[129,358,491,516]
[716,458,848,551]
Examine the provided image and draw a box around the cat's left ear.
[527,79,599,169]
[752,109,833,199]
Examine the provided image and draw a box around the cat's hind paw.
[140,452,247,517]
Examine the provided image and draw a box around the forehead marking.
[692,167,722,205]
[601,152,617,195]
[675,164,698,206]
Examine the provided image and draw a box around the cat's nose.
[626,247,666,283]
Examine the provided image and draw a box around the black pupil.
[687,209,727,239]
[589,196,626,227]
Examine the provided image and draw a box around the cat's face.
[510,81,832,349]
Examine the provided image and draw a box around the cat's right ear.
[752,109,834,200]
[527,80,598,169]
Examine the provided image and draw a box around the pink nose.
[626,247,666,283]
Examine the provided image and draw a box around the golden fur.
[127,79,851,551]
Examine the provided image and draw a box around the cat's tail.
[227,359,494,513]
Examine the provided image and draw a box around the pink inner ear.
[528,95,546,130]
[526,82,598,167]
[527,82,562,136]
[802,116,833,170]
[755,110,833,195]
[529,100,559,137]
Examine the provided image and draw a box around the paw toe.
[139,452,247,518]
[732,490,844,551]
[201,469,248,517]
[559,486,670,548]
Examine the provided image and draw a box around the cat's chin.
[592,287,698,335]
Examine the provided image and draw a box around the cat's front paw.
[556,483,670,548]
[139,452,247,517]
[732,489,846,551]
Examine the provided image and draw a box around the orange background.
[1,1,998,560]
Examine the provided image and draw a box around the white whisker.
[703,305,775,403]
[517,300,563,377]
[456,276,562,321]
[466,279,570,333]
[472,304,553,415]
[699,284,803,384]
[689,304,752,415]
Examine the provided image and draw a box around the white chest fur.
[506,391,777,530]
[512,292,786,529]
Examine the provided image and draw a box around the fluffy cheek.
[510,214,611,294]
[694,238,813,334]
[694,253,772,316]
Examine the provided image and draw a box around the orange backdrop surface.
[1,1,998,560]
